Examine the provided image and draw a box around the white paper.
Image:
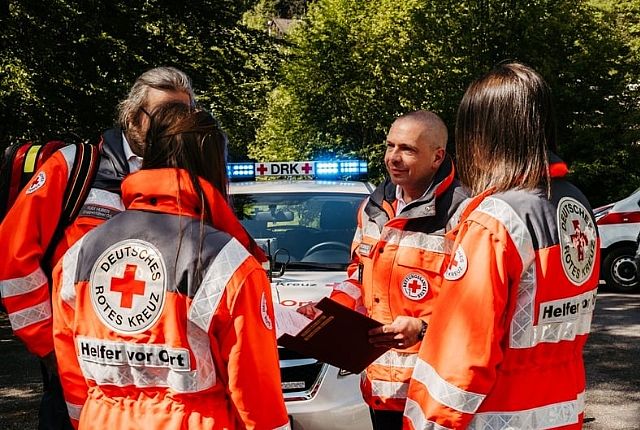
[274,303,313,338]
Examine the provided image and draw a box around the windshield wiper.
[282,261,347,271]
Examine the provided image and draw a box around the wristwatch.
[417,320,428,341]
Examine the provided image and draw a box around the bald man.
[300,110,468,430]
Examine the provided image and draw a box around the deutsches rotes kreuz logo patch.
[260,292,273,330]
[401,273,429,300]
[558,197,597,286]
[90,240,166,334]
[444,245,468,280]
[26,171,46,194]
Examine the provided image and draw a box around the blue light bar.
[315,161,340,177]
[339,160,368,176]
[227,159,368,181]
[227,162,255,181]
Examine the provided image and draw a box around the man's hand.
[297,302,322,319]
[368,316,425,349]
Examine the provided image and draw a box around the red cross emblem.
[407,279,422,294]
[402,273,428,300]
[256,163,268,175]
[301,162,313,174]
[570,220,588,261]
[110,264,146,309]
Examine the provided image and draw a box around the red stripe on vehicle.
[596,211,640,225]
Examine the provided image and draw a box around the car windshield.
[231,192,366,270]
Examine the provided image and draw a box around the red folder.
[277,297,390,374]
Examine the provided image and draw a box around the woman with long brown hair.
[51,103,290,430]
[403,63,599,429]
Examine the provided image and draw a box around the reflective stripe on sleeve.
[352,227,363,244]
[0,267,47,298]
[371,380,409,399]
[7,301,51,331]
[65,401,83,421]
[333,281,361,301]
[411,357,485,414]
[468,392,585,429]
[60,236,86,308]
[404,397,452,430]
[185,238,252,391]
[475,197,538,349]
[188,238,250,333]
[372,350,417,368]
[60,145,77,180]
[273,423,292,430]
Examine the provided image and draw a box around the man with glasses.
[0,66,195,430]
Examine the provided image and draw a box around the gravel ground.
[1,290,638,429]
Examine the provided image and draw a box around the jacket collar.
[122,168,267,262]
[368,153,456,220]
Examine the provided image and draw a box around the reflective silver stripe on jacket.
[7,301,51,330]
[60,236,86,309]
[411,357,485,414]
[83,188,125,211]
[468,392,585,429]
[403,393,585,430]
[77,336,206,392]
[60,145,77,180]
[273,423,292,430]
[372,350,417,368]
[184,238,252,391]
[333,281,361,301]
[366,225,446,254]
[362,219,381,241]
[65,401,83,421]
[404,397,452,430]
[371,380,409,399]
[0,267,47,298]
[533,289,597,344]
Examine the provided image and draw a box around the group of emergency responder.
[0,61,599,430]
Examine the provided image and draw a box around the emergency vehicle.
[228,160,374,430]
[594,187,640,293]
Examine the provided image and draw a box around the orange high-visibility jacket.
[0,129,131,357]
[330,155,468,412]
[403,156,600,430]
[52,168,289,430]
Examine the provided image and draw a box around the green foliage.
[0,0,280,160]
[254,0,640,204]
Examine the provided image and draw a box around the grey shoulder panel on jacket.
[487,179,595,250]
[75,210,235,297]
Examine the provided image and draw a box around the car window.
[231,192,366,267]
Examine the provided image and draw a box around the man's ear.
[433,147,446,168]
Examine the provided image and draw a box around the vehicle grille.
[279,347,326,400]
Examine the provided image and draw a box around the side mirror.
[255,238,290,280]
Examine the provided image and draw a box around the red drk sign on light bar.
[255,161,314,176]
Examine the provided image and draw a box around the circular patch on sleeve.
[557,197,597,286]
[90,240,166,334]
[401,273,429,300]
[444,246,468,281]
[26,171,46,194]
[261,292,273,330]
